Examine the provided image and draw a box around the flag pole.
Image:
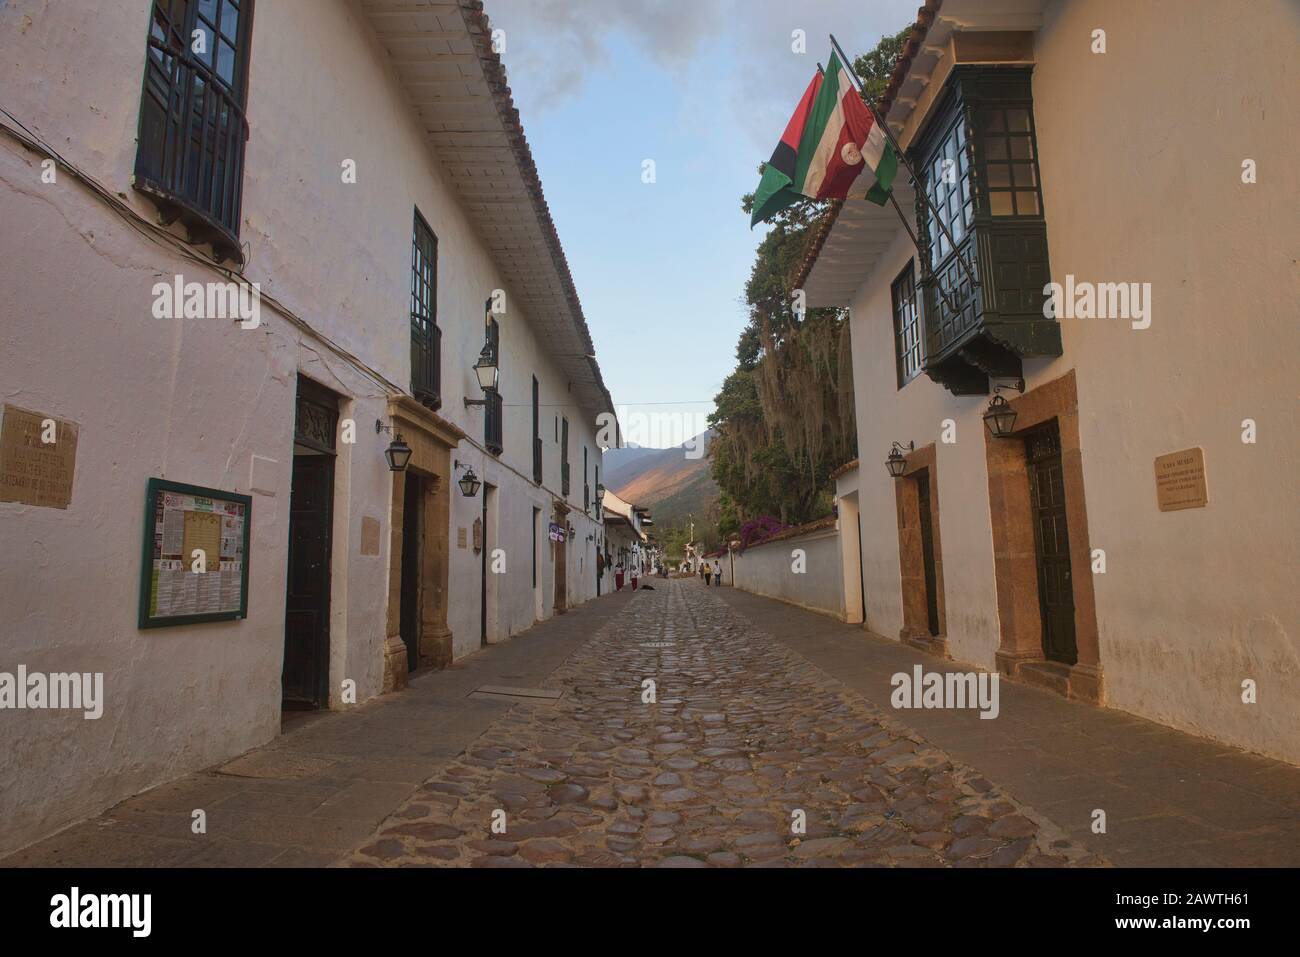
[829,33,980,292]
[821,43,958,313]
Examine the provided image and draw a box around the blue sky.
[488,0,919,447]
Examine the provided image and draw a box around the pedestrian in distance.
[713,560,722,586]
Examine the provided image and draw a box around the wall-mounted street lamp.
[595,483,605,507]
[982,378,1026,439]
[464,342,500,407]
[453,459,481,497]
[375,420,413,472]
[885,441,915,478]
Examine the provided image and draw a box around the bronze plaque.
[360,515,381,556]
[0,404,79,509]
[1154,447,1208,511]
[472,517,483,554]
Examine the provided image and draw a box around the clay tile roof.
[748,515,838,549]
[829,457,860,481]
[792,0,943,291]
[458,1,615,419]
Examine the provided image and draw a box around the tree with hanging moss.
[708,26,910,529]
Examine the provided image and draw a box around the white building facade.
[600,489,654,589]
[804,0,1297,763]
[0,0,613,855]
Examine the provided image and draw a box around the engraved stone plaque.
[1154,447,1208,512]
[0,404,79,509]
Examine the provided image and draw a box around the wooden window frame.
[483,317,502,455]
[891,260,923,388]
[531,377,541,485]
[133,0,255,264]
[560,417,570,496]
[410,209,441,409]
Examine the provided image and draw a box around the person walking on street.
[713,560,722,587]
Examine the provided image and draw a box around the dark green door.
[1026,422,1077,663]
[283,454,333,709]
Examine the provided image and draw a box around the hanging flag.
[749,70,823,227]
[796,49,898,205]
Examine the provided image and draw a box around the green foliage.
[708,200,855,526]
[853,27,912,107]
[708,28,910,535]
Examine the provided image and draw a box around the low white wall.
[731,528,845,620]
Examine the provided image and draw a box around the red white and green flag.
[751,50,899,227]
[750,70,823,227]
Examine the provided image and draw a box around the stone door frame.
[982,370,1104,703]
[382,396,465,692]
[552,500,570,614]
[894,443,949,658]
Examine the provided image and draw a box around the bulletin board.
[138,478,252,629]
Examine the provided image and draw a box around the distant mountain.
[604,430,719,530]
[601,444,664,491]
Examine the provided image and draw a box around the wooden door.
[283,455,333,709]
[916,470,940,637]
[1026,423,1077,663]
[400,472,422,673]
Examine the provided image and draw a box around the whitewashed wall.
[0,0,607,854]
[731,529,846,620]
[845,0,1299,762]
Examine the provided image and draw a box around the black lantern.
[886,441,914,478]
[454,460,481,497]
[983,393,1019,438]
[376,420,413,472]
[473,342,499,393]
[595,483,605,506]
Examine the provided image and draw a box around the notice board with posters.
[138,478,252,629]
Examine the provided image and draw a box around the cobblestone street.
[7,577,1297,870]
[349,580,1104,868]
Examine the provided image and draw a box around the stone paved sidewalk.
[712,585,1300,868]
[0,592,629,867]
[347,581,1105,867]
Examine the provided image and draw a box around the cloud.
[486,0,919,151]
[488,0,728,104]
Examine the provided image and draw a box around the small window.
[977,106,1045,219]
[892,261,923,387]
[921,115,975,270]
[410,210,440,408]
[483,315,502,454]
[532,377,541,484]
[561,418,570,496]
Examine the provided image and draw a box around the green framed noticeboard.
[138,478,252,629]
